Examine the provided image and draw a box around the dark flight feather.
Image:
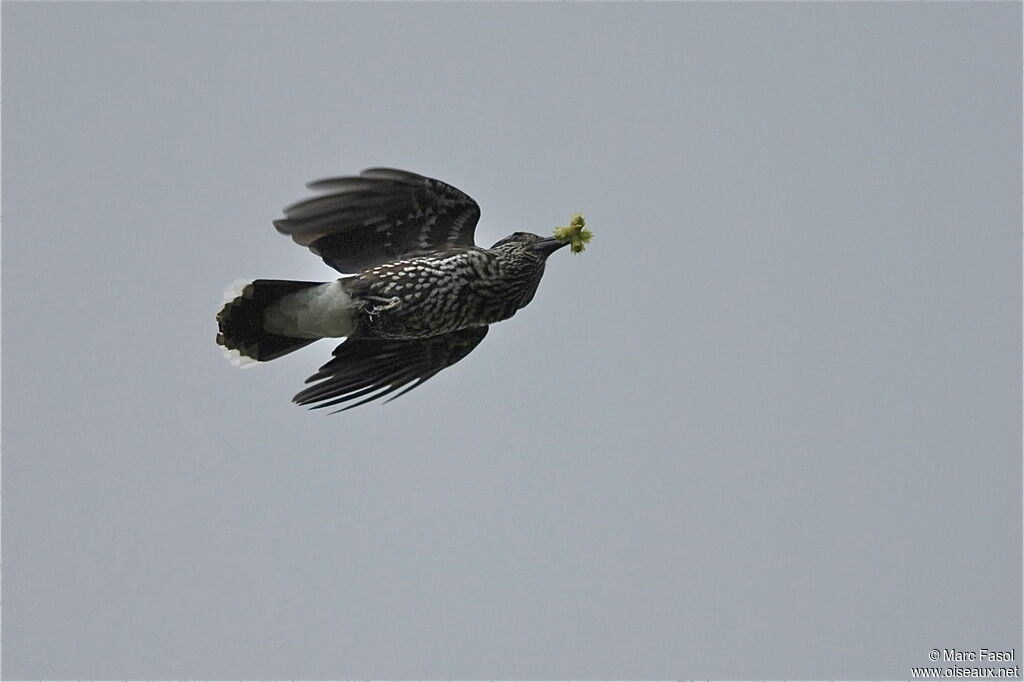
[293,326,489,411]
[274,168,481,274]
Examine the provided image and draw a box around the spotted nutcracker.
[216,168,590,412]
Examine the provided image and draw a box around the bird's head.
[490,232,569,261]
[487,232,567,310]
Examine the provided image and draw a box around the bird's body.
[347,244,549,339]
[216,168,581,412]
[259,245,548,341]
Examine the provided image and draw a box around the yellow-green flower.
[553,213,593,254]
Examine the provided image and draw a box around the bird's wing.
[293,326,489,412]
[274,168,482,273]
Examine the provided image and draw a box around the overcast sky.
[3,2,1021,679]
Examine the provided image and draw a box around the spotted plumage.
[216,168,576,412]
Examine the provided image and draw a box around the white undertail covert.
[262,280,357,339]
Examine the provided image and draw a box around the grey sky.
[2,2,1021,679]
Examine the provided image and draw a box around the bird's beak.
[531,237,570,257]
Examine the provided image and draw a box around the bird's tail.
[216,279,323,365]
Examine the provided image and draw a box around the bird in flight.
[216,168,588,412]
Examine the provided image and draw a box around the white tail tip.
[221,346,262,369]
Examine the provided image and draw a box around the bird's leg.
[362,295,402,317]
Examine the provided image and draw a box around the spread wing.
[293,326,489,412]
[274,168,481,273]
